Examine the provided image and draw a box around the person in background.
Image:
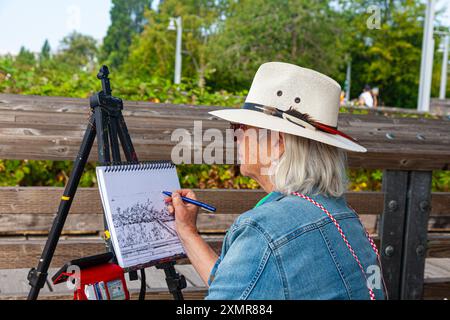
[358,85,374,108]
[371,87,379,108]
[340,90,346,106]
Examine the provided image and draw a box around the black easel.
[27,65,186,300]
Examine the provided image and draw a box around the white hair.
[271,133,348,198]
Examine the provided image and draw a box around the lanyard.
[291,192,383,300]
[254,192,274,208]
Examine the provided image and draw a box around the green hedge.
[0,160,448,193]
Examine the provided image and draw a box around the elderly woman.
[165,62,385,300]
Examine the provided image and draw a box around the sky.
[0,0,112,54]
[0,0,448,55]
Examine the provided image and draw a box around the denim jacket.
[205,191,385,300]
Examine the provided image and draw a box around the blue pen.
[162,191,217,213]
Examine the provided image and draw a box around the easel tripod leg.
[27,114,97,300]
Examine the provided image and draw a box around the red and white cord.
[291,192,377,300]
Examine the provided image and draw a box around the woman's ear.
[279,132,285,148]
[272,131,285,160]
[278,132,285,154]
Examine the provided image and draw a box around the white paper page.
[96,163,186,269]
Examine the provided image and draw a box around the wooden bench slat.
[0,234,449,269]
[423,282,450,300]
[1,282,447,300]
[3,284,448,300]
[1,188,448,216]
[0,213,378,236]
[0,213,240,235]
[9,214,449,236]
[1,260,448,300]
[0,236,222,269]
[0,188,448,235]
[0,288,208,300]
[2,93,448,120]
[1,94,449,170]
[0,189,445,220]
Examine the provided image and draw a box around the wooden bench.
[0,93,449,299]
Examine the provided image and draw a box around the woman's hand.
[165,189,199,237]
[165,189,218,286]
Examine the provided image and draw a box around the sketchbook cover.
[96,162,186,270]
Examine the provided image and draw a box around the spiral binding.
[103,160,175,172]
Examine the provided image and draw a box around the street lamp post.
[345,59,351,103]
[417,0,436,112]
[168,17,182,85]
[439,34,448,100]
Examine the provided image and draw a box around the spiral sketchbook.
[96,161,186,270]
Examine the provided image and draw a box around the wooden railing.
[0,93,449,299]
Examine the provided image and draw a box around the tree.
[15,46,36,68]
[55,32,98,70]
[101,0,153,69]
[39,39,51,63]
[124,0,220,88]
[206,0,346,91]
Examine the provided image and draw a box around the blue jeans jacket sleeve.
[205,222,277,300]
[207,256,221,286]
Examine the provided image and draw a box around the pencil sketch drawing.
[96,164,185,269]
[108,193,185,268]
[112,198,178,247]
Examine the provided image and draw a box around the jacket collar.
[255,191,286,208]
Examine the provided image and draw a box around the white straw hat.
[209,62,367,152]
